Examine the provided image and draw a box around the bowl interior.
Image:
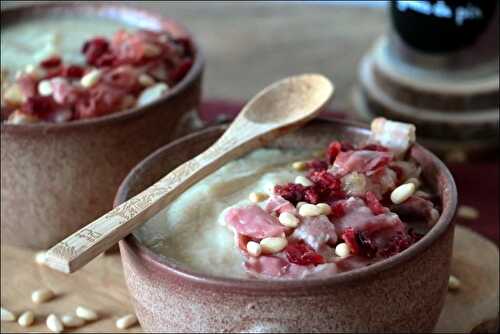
[0,3,203,130]
[115,118,457,288]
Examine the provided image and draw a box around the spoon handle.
[44,125,255,273]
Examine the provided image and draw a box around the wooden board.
[1,225,498,333]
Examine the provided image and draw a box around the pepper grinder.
[353,0,499,162]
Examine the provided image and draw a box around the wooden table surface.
[1,1,387,111]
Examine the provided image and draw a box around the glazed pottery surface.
[115,119,457,333]
[1,3,204,249]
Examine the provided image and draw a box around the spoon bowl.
[45,74,334,273]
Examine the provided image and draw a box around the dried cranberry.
[361,143,389,152]
[274,183,306,204]
[169,58,193,83]
[329,201,346,219]
[82,37,111,66]
[378,231,413,258]
[285,241,325,266]
[95,53,117,67]
[40,56,62,68]
[341,228,377,258]
[341,228,359,254]
[356,231,377,258]
[309,170,341,190]
[63,65,85,78]
[21,96,56,116]
[326,141,342,164]
[364,192,386,215]
[307,159,328,171]
[304,187,321,204]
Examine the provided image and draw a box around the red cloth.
[198,100,499,244]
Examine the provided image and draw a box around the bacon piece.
[284,241,325,266]
[102,65,141,94]
[225,205,287,239]
[332,150,394,177]
[264,195,296,215]
[75,84,125,119]
[50,78,82,106]
[370,117,416,157]
[391,195,439,225]
[244,255,338,279]
[334,197,402,236]
[244,255,290,278]
[290,215,337,251]
[16,75,37,99]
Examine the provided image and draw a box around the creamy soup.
[1,15,194,123]
[1,17,131,77]
[136,119,440,280]
[137,149,312,278]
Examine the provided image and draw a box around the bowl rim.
[115,118,458,293]
[0,2,205,133]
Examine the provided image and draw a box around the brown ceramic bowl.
[0,3,204,249]
[115,119,457,333]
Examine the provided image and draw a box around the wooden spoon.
[45,73,335,273]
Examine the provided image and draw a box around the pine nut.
[246,241,262,257]
[34,251,47,265]
[116,314,138,330]
[6,110,39,124]
[335,243,350,258]
[448,275,461,291]
[38,79,53,96]
[75,306,98,321]
[4,84,26,105]
[46,314,63,333]
[143,43,162,57]
[316,203,332,215]
[18,310,35,327]
[390,183,415,204]
[61,314,85,328]
[32,288,55,304]
[457,205,479,220]
[25,64,47,80]
[1,307,16,322]
[80,69,102,88]
[278,212,299,228]
[291,161,308,171]
[138,73,155,87]
[296,201,307,209]
[404,177,421,189]
[249,192,269,203]
[295,176,313,187]
[299,203,322,217]
[260,237,288,254]
[137,83,168,107]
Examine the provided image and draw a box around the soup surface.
[1,16,129,74]
[137,148,311,278]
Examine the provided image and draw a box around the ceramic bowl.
[0,3,204,249]
[115,119,457,333]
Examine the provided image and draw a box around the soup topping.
[1,29,193,124]
[223,118,440,279]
